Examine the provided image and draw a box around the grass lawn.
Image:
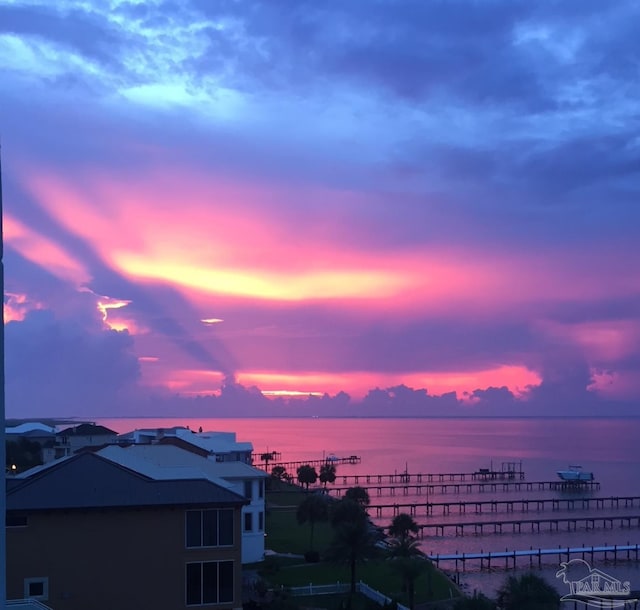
[263,485,460,605]
[266,507,334,555]
[262,557,458,606]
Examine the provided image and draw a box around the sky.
[1,0,639,418]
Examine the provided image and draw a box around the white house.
[117,427,254,464]
[97,443,268,564]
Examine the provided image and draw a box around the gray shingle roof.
[7,452,247,512]
[58,423,117,436]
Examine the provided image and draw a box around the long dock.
[418,514,640,537]
[332,469,525,484]
[327,479,600,496]
[369,495,640,517]
[428,543,640,571]
[261,456,361,471]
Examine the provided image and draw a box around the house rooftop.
[6,422,56,435]
[7,452,247,512]
[98,444,268,481]
[119,427,253,452]
[58,423,118,436]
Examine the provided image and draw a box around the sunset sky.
[2,0,639,417]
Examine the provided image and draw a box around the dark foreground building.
[6,452,247,610]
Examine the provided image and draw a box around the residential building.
[97,443,268,563]
[41,423,118,462]
[6,452,247,610]
[117,427,253,464]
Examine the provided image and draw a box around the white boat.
[557,465,594,481]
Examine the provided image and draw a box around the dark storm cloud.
[5,309,141,414]
[190,0,536,104]
[188,0,637,109]
[0,3,122,65]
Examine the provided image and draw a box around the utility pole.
[1,143,6,604]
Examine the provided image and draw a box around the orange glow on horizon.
[142,365,541,400]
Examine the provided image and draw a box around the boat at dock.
[557,465,594,481]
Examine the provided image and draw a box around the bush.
[304,550,320,563]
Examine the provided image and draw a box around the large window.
[186,509,233,548]
[243,480,253,500]
[243,512,252,532]
[186,561,234,606]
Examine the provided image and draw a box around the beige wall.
[7,505,243,610]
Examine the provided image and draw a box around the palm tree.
[327,499,377,595]
[496,573,559,610]
[319,462,337,488]
[330,497,368,528]
[388,513,419,544]
[296,493,329,551]
[271,465,287,481]
[344,485,370,507]
[386,530,425,610]
[296,464,318,489]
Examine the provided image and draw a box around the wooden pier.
[428,543,640,571]
[419,514,640,537]
[261,455,361,471]
[332,469,525,485]
[327,479,600,496]
[370,495,640,517]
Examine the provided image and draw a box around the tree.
[326,499,379,596]
[296,493,329,551]
[330,497,368,528]
[271,465,288,481]
[344,486,370,507]
[496,573,559,610]
[386,524,425,610]
[296,464,318,489]
[388,513,419,544]
[319,462,337,488]
[6,438,43,473]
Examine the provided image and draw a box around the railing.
[287,580,409,610]
[288,582,349,596]
[359,581,409,610]
[7,600,54,610]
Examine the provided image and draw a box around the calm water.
[100,416,640,597]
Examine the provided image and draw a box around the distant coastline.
[8,414,640,426]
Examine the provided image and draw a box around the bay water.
[100,416,640,598]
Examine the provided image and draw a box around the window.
[24,577,48,601]
[243,480,252,500]
[258,479,264,499]
[244,512,252,532]
[258,511,264,532]
[186,509,233,548]
[186,561,233,606]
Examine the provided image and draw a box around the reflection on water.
[100,416,640,597]
[101,416,640,490]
